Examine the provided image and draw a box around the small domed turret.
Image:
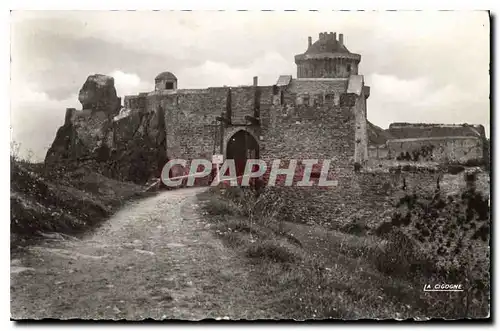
[155,71,177,91]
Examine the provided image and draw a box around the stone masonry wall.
[258,86,275,130]
[256,86,362,207]
[387,137,483,163]
[274,170,445,229]
[124,95,147,111]
[368,145,389,159]
[260,88,356,171]
[138,81,363,184]
[158,85,272,163]
[297,58,358,79]
[274,166,489,230]
[230,87,256,125]
[159,89,228,163]
[387,123,486,139]
[353,90,368,164]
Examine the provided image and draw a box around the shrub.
[354,162,362,172]
[463,158,485,167]
[340,219,368,236]
[374,221,393,237]
[245,240,300,263]
[376,180,490,316]
[203,196,239,216]
[402,164,412,172]
[219,219,268,238]
[373,228,436,278]
[447,164,466,175]
[221,231,246,247]
[221,186,245,202]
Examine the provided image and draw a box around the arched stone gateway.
[225,129,260,177]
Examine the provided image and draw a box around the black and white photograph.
[9,9,491,321]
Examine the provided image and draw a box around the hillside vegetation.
[10,157,154,245]
[199,173,490,319]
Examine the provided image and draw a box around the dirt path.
[10,188,274,320]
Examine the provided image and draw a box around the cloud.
[178,51,293,88]
[11,18,201,101]
[367,74,430,103]
[367,74,490,136]
[10,85,79,161]
[109,70,152,97]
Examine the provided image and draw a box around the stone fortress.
[122,31,371,179]
[47,32,488,187]
[122,32,486,174]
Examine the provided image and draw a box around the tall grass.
[10,140,154,241]
[201,182,490,319]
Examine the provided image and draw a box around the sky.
[10,10,490,161]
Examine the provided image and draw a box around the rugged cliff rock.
[78,74,121,113]
[107,106,167,184]
[45,74,166,184]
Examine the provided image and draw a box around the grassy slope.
[198,186,489,320]
[10,159,155,245]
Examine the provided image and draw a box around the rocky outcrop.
[45,108,112,165]
[78,74,121,114]
[105,106,167,184]
[45,74,166,185]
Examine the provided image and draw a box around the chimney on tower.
[333,32,337,42]
[339,33,344,46]
[308,36,312,47]
[253,76,258,86]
